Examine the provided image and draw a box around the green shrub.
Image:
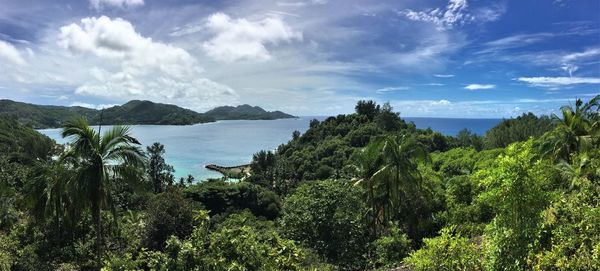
[279,179,368,269]
[371,224,412,268]
[404,227,483,271]
[144,191,195,250]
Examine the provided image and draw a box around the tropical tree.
[349,138,385,236]
[373,135,429,239]
[30,161,77,234]
[60,117,145,269]
[350,134,430,241]
[543,96,600,162]
[146,142,174,193]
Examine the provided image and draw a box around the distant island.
[204,104,294,121]
[0,99,296,129]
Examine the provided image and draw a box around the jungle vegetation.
[0,96,598,270]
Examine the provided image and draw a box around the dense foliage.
[1,95,599,270]
[483,112,554,149]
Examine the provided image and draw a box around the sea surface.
[404,117,502,136]
[39,116,502,180]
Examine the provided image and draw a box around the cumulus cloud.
[465,84,495,90]
[89,0,144,10]
[58,16,237,110]
[400,0,503,30]
[517,77,600,88]
[202,13,302,62]
[0,40,26,65]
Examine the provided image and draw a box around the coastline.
[205,164,252,179]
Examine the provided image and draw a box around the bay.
[39,117,323,180]
[39,116,502,180]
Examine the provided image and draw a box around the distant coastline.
[0,99,296,129]
[205,164,251,179]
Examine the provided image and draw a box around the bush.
[371,223,412,268]
[404,227,483,271]
[184,180,281,220]
[144,191,195,250]
[279,180,368,269]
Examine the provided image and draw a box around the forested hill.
[0,99,98,129]
[96,100,213,126]
[204,104,296,120]
[0,99,295,128]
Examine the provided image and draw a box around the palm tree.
[544,95,600,162]
[372,135,429,239]
[350,134,429,239]
[30,162,76,235]
[349,138,385,236]
[61,117,145,269]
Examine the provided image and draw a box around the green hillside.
[0,99,295,128]
[94,100,213,125]
[205,104,296,120]
[0,99,97,129]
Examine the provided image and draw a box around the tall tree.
[61,117,145,269]
[543,96,600,162]
[352,135,429,240]
[146,142,174,193]
[349,138,385,237]
[372,135,429,240]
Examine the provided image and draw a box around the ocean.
[39,116,502,180]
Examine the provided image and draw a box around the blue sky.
[0,0,598,117]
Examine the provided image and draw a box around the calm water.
[39,116,501,180]
[405,117,501,136]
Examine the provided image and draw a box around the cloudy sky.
[0,0,598,117]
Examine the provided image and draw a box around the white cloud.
[89,0,144,10]
[465,84,495,90]
[478,33,553,55]
[277,0,328,7]
[70,102,118,109]
[433,74,454,78]
[376,86,410,93]
[431,99,451,106]
[0,40,26,65]
[202,13,302,62]
[58,16,237,111]
[562,48,600,63]
[559,48,600,76]
[517,77,600,87]
[400,0,502,30]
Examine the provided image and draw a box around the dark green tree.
[280,180,368,269]
[146,142,174,193]
[355,100,381,120]
[60,117,145,269]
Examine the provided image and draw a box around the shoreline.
[205,163,252,179]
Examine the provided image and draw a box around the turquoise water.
[39,117,323,180]
[39,116,502,180]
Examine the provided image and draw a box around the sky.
[0,0,598,118]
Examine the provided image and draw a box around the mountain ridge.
[0,99,296,129]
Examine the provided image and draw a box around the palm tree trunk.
[368,180,376,237]
[93,198,101,270]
